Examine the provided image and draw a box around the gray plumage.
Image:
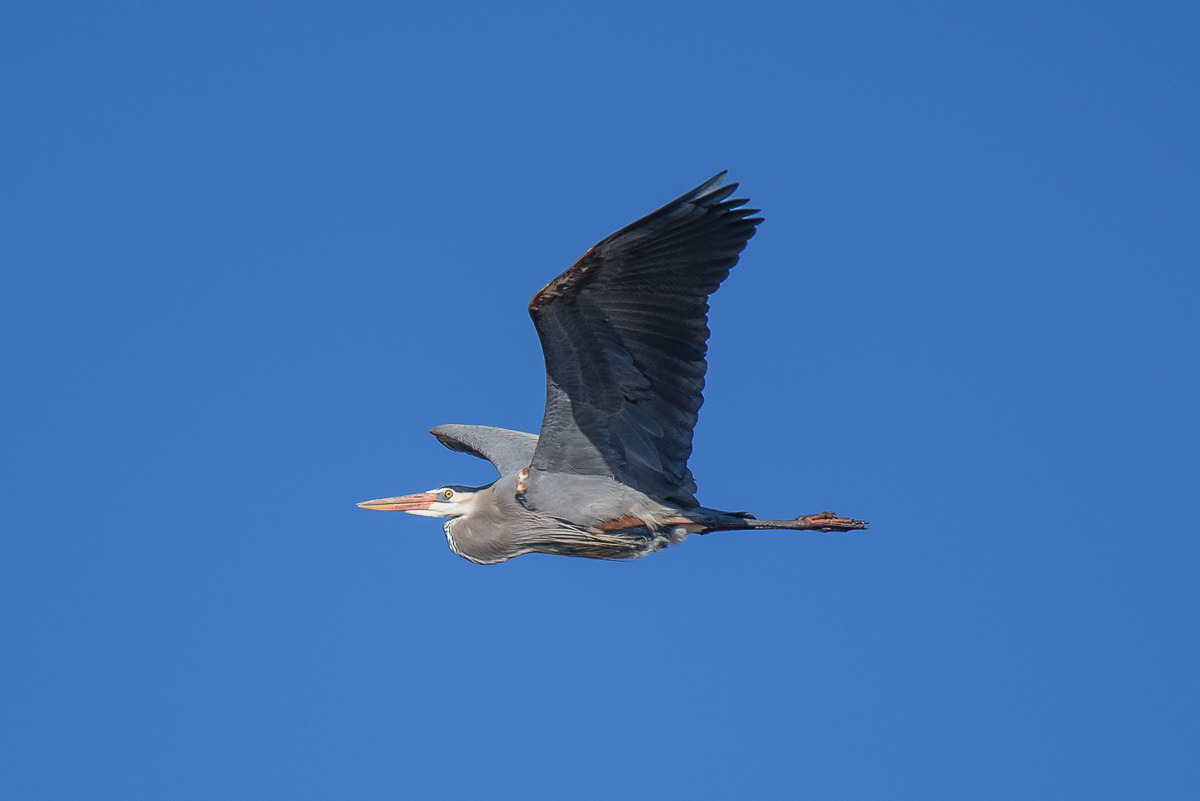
[359,173,867,563]
[430,425,537,477]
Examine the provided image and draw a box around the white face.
[406,487,473,518]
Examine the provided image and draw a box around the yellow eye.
[442,489,454,500]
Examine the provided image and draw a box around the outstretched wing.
[527,173,761,506]
[430,424,538,476]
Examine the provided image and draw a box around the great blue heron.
[359,173,867,563]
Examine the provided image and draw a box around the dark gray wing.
[527,173,761,506]
[430,424,538,476]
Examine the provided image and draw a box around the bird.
[359,173,867,564]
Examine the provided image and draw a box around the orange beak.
[356,491,440,512]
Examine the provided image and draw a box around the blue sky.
[3,1,1197,798]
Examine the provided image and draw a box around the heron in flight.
[359,173,867,563]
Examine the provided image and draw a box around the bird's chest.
[441,516,509,566]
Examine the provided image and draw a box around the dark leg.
[759,511,869,532]
[669,511,868,534]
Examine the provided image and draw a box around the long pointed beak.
[357,491,439,512]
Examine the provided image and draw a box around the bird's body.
[360,174,866,563]
[441,472,685,564]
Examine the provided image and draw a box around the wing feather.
[430,424,537,476]
[527,173,761,505]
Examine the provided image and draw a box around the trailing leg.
[669,510,869,534]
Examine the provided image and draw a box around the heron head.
[357,485,479,518]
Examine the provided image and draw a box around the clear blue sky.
[3,2,1197,798]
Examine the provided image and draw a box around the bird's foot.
[796,511,868,532]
